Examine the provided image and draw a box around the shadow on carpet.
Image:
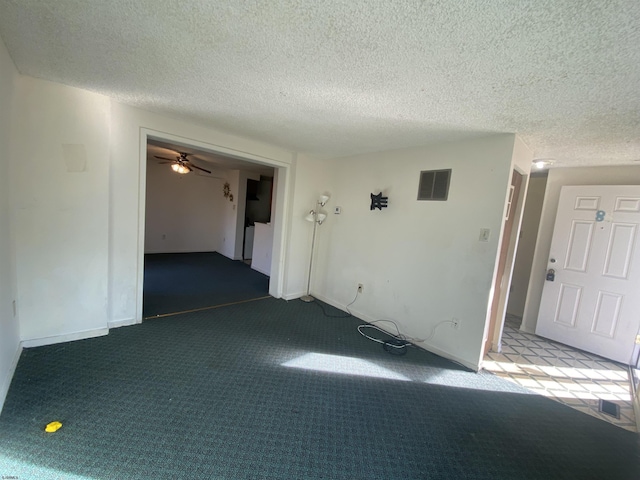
[143,251,269,317]
[1,298,639,479]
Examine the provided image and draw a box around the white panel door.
[536,185,640,364]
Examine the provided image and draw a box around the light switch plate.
[479,228,491,242]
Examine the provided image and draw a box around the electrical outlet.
[357,283,364,293]
[452,318,460,330]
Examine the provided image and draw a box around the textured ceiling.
[1,1,639,167]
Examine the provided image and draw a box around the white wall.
[281,154,332,299]
[2,62,528,377]
[219,170,244,260]
[0,70,295,340]
[0,35,21,412]
[144,158,229,254]
[507,175,547,316]
[522,166,640,333]
[312,135,517,369]
[12,77,111,344]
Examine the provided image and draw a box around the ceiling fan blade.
[155,156,177,161]
[189,163,211,174]
[157,161,175,164]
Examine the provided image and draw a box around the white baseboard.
[108,317,137,329]
[251,265,270,276]
[21,327,109,348]
[424,343,479,372]
[0,342,23,415]
[633,393,640,432]
[519,324,535,334]
[312,293,479,371]
[283,292,305,301]
[630,369,640,433]
[313,293,377,323]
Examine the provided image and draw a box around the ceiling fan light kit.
[170,163,190,174]
[155,151,212,175]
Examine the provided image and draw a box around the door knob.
[546,269,555,281]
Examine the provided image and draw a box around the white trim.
[313,293,479,371]
[21,328,109,349]
[481,162,531,364]
[283,292,305,301]
[313,293,377,323]
[519,324,536,335]
[420,344,479,372]
[630,367,640,432]
[634,395,640,433]
[0,343,23,414]
[135,128,148,324]
[143,128,290,169]
[251,265,270,277]
[108,317,136,329]
[268,166,291,299]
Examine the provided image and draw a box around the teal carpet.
[1,298,638,479]
[143,252,269,317]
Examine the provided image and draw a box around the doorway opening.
[485,169,524,356]
[483,176,639,432]
[139,134,283,319]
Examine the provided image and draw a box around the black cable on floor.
[305,290,359,318]
[312,300,352,318]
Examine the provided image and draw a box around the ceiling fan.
[154,151,211,175]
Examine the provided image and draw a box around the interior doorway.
[484,170,524,356]
[137,131,286,320]
[482,176,639,433]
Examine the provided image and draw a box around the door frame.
[135,128,292,323]
[484,167,529,356]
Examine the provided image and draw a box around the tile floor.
[483,315,637,432]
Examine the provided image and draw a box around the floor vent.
[598,399,620,419]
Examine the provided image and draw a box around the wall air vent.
[417,169,451,201]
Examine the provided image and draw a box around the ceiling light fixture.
[171,163,190,174]
[533,158,554,170]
